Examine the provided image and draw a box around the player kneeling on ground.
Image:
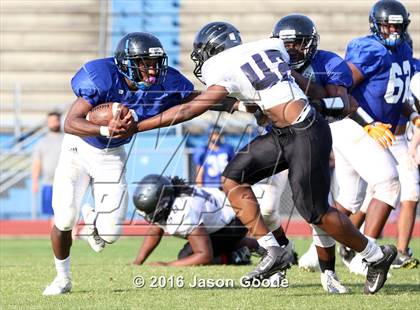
[132,174,293,284]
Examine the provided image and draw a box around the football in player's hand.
[86,102,129,126]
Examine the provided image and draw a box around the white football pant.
[52,134,128,244]
[330,119,400,214]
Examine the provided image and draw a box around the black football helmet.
[191,22,242,82]
[132,174,175,223]
[114,32,168,90]
[369,0,410,47]
[272,14,319,69]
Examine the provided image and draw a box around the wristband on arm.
[349,107,374,127]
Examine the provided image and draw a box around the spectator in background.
[32,112,63,220]
[193,125,234,188]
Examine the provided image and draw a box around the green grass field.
[1,237,419,310]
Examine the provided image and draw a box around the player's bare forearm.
[325,84,354,116]
[195,166,204,187]
[137,86,229,132]
[64,98,102,137]
[133,226,163,265]
[291,69,327,99]
[64,116,102,137]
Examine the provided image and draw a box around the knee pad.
[372,176,400,208]
[311,225,336,248]
[334,178,367,214]
[53,207,78,231]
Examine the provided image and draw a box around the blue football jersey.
[71,57,194,149]
[345,35,414,129]
[193,144,235,187]
[301,50,353,89]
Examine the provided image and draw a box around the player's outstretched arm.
[133,225,164,265]
[137,86,229,133]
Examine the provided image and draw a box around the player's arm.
[291,70,352,117]
[64,97,131,137]
[137,86,229,132]
[182,91,238,114]
[401,101,420,129]
[31,157,41,193]
[133,225,164,265]
[152,225,212,267]
[195,166,204,187]
[290,69,328,99]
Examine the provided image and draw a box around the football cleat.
[81,204,106,253]
[364,245,397,294]
[244,246,293,282]
[42,276,72,296]
[268,271,288,288]
[391,250,419,269]
[298,242,319,272]
[80,225,106,253]
[338,244,355,268]
[320,270,349,294]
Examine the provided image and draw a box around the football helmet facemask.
[272,14,319,70]
[114,32,168,90]
[369,0,410,47]
[191,22,242,83]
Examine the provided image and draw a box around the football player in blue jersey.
[340,0,420,275]
[271,13,354,293]
[193,125,235,188]
[42,32,195,296]
[134,21,397,294]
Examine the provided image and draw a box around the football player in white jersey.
[135,22,397,294]
[131,174,295,278]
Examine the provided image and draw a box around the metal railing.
[0,126,48,194]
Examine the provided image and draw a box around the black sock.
[319,258,335,273]
[277,234,289,247]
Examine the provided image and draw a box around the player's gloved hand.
[363,122,395,148]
